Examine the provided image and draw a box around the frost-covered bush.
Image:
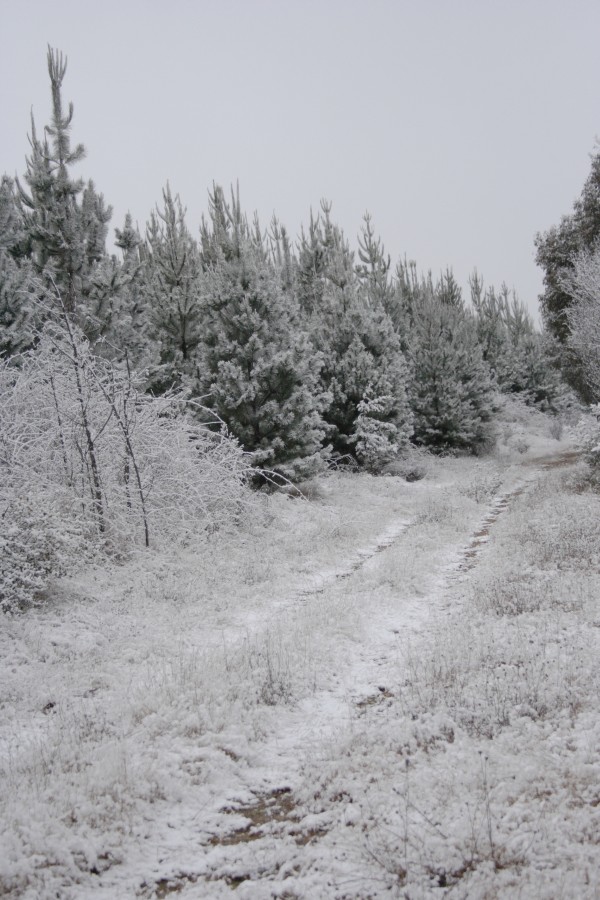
[353,394,405,472]
[575,405,600,468]
[0,494,83,612]
[0,318,255,598]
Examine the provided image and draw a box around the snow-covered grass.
[273,459,600,900]
[1,401,597,898]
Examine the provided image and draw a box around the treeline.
[1,48,564,483]
[535,147,600,404]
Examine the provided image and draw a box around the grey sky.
[3,0,600,321]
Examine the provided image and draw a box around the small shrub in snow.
[0,496,70,612]
[575,404,600,468]
[353,394,408,472]
[548,417,564,440]
[459,472,502,504]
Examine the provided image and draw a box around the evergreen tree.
[558,245,600,400]
[299,203,412,468]
[410,290,495,452]
[15,47,111,320]
[386,257,431,344]
[535,146,600,398]
[470,273,563,411]
[535,149,600,345]
[142,185,204,391]
[0,176,26,257]
[470,271,505,367]
[356,213,393,309]
[0,250,40,358]
[197,186,327,479]
[104,213,148,365]
[436,267,464,308]
[0,177,40,356]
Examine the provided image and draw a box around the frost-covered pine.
[0,496,70,612]
[141,185,204,391]
[561,245,600,401]
[470,274,564,411]
[410,291,495,452]
[299,202,412,468]
[0,177,42,357]
[197,186,327,479]
[13,48,112,329]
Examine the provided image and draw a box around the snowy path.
[3,436,591,900]
[134,450,578,898]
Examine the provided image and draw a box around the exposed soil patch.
[208,786,329,859]
[531,449,582,469]
[211,788,296,846]
[139,873,199,897]
[356,686,395,710]
[457,487,526,574]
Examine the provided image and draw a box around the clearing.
[1,401,599,898]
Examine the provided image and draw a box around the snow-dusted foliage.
[0,43,571,528]
[142,185,204,386]
[15,49,112,325]
[0,313,253,608]
[298,202,412,469]
[197,186,328,479]
[574,404,600,469]
[470,273,564,411]
[562,246,600,401]
[410,291,495,452]
[0,493,79,613]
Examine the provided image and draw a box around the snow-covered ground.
[2,400,599,899]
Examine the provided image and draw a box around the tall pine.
[197,185,327,479]
[409,282,495,453]
[15,47,112,327]
[299,203,412,469]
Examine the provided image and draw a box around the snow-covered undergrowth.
[254,468,600,898]
[1,401,596,898]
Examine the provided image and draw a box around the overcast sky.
[3,0,600,321]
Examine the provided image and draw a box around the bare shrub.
[548,417,564,440]
[481,574,546,616]
[459,473,502,504]
[0,319,255,608]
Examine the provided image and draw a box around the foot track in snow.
[147,449,583,894]
[454,449,581,578]
[295,517,412,600]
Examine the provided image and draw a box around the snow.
[1,401,599,898]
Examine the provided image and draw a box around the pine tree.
[410,290,495,452]
[15,47,112,320]
[0,176,40,356]
[470,273,563,411]
[197,186,327,479]
[142,185,204,391]
[299,203,412,468]
[535,149,600,345]
[470,273,512,378]
[436,267,464,308]
[561,246,600,400]
[356,213,393,309]
[102,213,148,365]
[535,147,600,398]
[0,176,26,257]
[386,257,430,345]
[0,250,40,358]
